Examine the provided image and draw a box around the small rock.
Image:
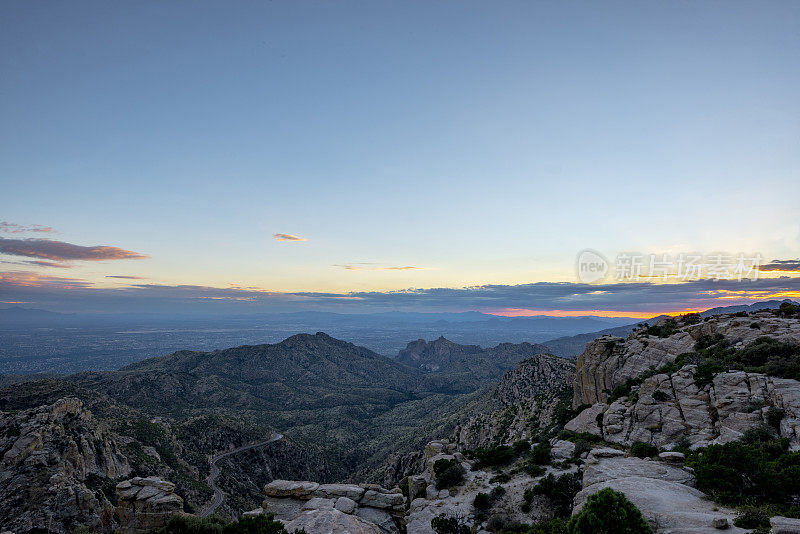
[590,447,626,458]
[334,496,357,514]
[551,440,576,459]
[425,485,439,500]
[242,508,264,517]
[712,517,728,529]
[360,489,404,509]
[659,451,686,463]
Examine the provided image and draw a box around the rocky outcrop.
[573,311,800,407]
[574,448,747,533]
[116,476,184,533]
[566,366,800,450]
[456,354,575,449]
[0,397,131,533]
[254,480,406,534]
[566,311,800,450]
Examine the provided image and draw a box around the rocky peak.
[397,338,482,372]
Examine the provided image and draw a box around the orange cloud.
[0,271,93,289]
[273,233,307,242]
[0,238,147,262]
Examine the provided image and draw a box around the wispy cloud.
[106,275,147,279]
[27,260,73,269]
[759,259,800,272]
[335,263,425,271]
[0,238,147,262]
[273,233,307,242]
[0,222,55,234]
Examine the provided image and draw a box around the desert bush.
[431,514,470,534]
[685,434,800,513]
[733,506,772,529]
[474,492,491,511]
[433,458,465,489]
[630,442,658,458]
[472,445,517,468]
[566,488,653,534]
[529,444,552,465]
[529,473,582,518]
[513,440,531,455]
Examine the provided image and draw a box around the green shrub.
[766,407,785,430]
[529,444,552,465]
[733,506,771,529]
[474,492,491,510]
[530,473,582,518]
[520,460,546,477]
[652,390,670,402]
[644,318,678,338]
[606,379,637,403]
[491,472,511,484]
[513,440,531,455]
[433,458,465,490]
[630,442,658,458]
[685,435,800,511]
[471,445,517,468]
[566,488,653,534]
[573,440,591,458]
[431,514,470,534]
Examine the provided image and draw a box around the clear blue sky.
[1,1,799,314]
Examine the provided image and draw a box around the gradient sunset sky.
[1,1,799,316]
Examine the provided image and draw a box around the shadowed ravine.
[200,433,283,518]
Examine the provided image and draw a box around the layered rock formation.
[116,476,185,533]
[573,311,800,407]
[567,312,800,450]
[0,398,131,533]
[567,368,800,449]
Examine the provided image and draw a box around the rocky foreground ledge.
[245,479,406,534]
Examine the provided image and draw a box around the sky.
[1,1,799,316]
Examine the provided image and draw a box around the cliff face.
[568,367,800,450]
[567,311,800,450]
[572,311,800,407]
[456,354,575,449]
[0,398,131,533]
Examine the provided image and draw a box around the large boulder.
[264,480,319,499]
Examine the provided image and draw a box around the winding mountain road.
[199,433,283,518]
